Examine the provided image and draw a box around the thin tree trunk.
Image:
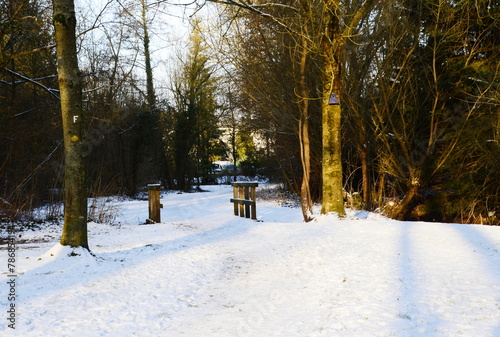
[360,145,371,210]
[376,172,385,210]
[141,0,155,110]
[298,34,313,222]
[53,0,89,249]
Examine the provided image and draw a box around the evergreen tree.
[171,24,220,190]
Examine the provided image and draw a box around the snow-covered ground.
[1,185,499,336]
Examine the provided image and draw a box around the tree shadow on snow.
[17,215,262,302]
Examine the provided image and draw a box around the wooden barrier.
[147,184,163,223]
[230,182,258,220]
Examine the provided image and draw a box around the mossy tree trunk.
[53,0,89,249]
[321,0,345,216]
[320,0,376,215]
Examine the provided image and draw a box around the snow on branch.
[3,68,60,100]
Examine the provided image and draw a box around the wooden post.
[244,186,250,218]
[251,185,257,220]
[239,186,244,217]
[233,184,239,216]
[147,184,161,223]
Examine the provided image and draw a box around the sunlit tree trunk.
[53,0,89,249]
[320,0,376,215]
[321,0,345,215]
[298,34,313,222]
[360,146,371,209]
[207,0,375,216]
[297,0,314,222]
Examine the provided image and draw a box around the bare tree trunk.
[360,145,371,209]
[53,0,89,249]
[141,0,155,110]
[321,0,345,216]
[376,172,385,211]
[390,184,419,220]
[298,34,313,222]
[320,0,376,215]
[207,0,376,217]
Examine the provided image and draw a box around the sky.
[75,0,204,93]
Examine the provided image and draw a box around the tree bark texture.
[360,146,371,209]
[298,16,313,222]
[53,0,89,249]
[321,0,345,215]
[142,0,155,110]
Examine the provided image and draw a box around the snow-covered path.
[1,185,499,336]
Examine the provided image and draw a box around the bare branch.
[3,67,60,100]
[344,0,377,38]
[201,0,301,36]
[8,44,56,59]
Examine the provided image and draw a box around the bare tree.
[370,0,499,221]
[320,0,376,215]
[53,0,88,249]
[206,0,376,217]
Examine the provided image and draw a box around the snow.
[1,185,500,336]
